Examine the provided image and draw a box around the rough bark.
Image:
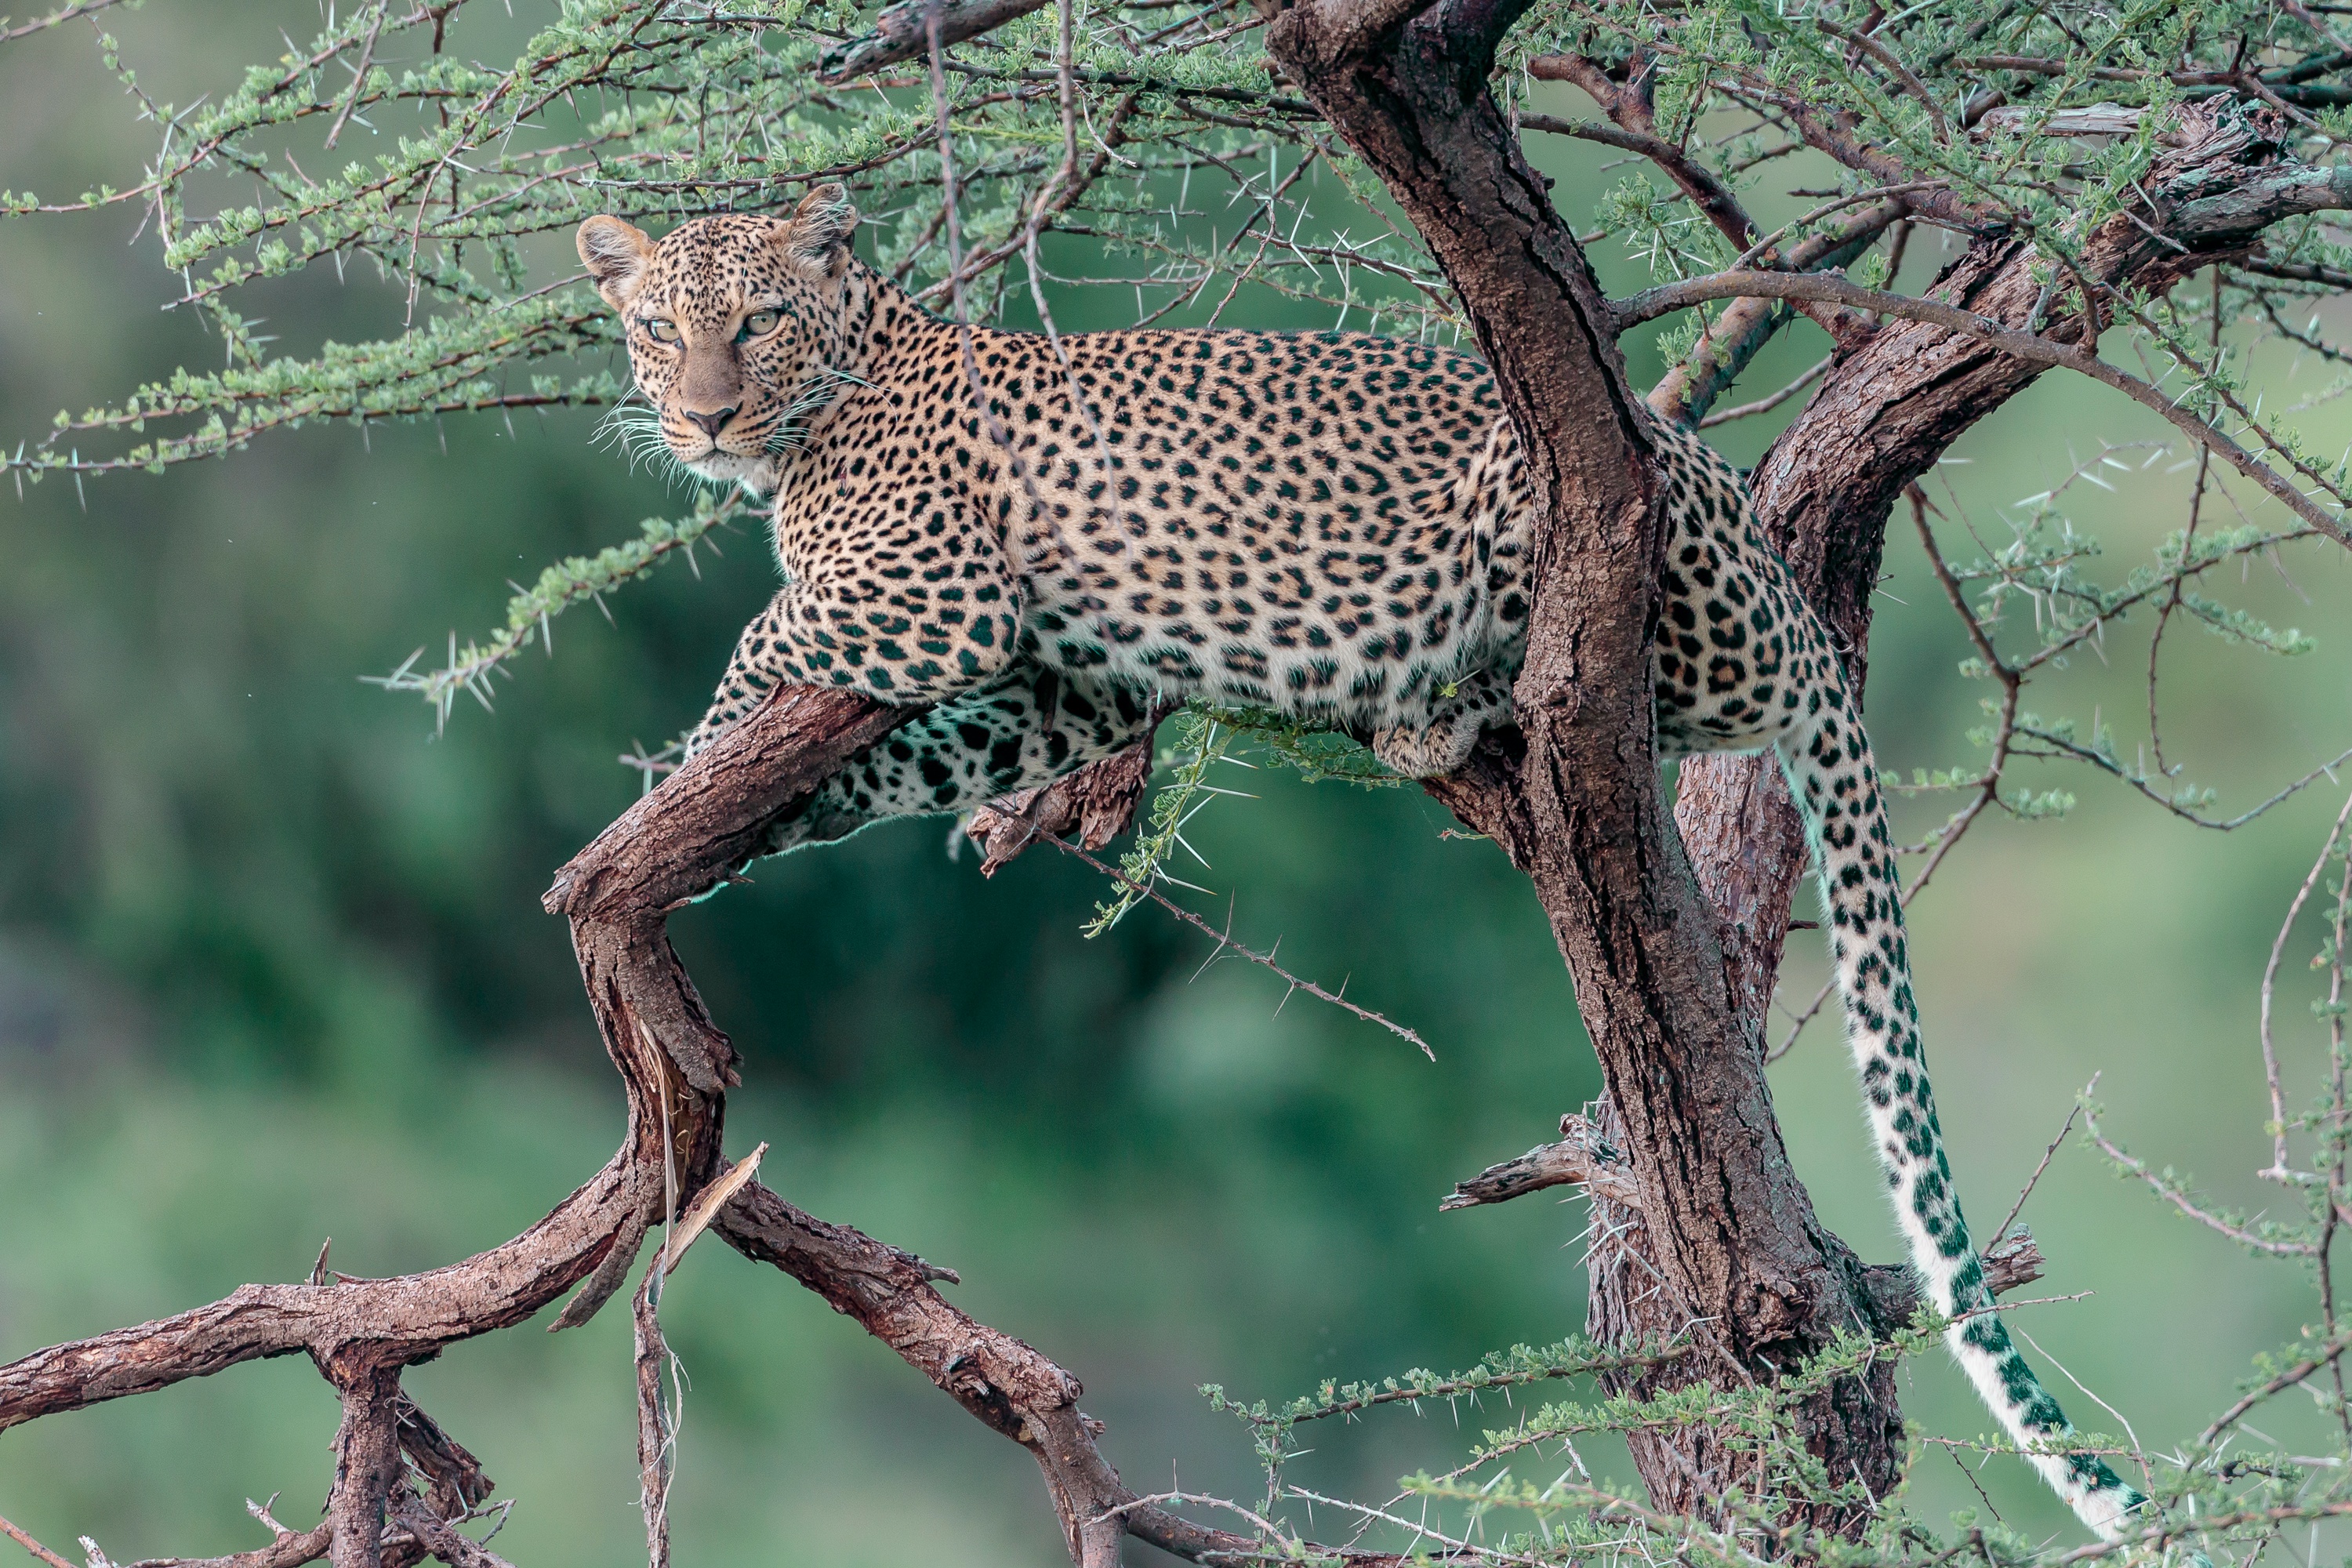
[324,1367,405,1568]
[1439,1112,1646,1210]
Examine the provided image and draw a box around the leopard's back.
[967,324,1532,735]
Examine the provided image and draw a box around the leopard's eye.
[643,318,681,343]
[742,308,781,339]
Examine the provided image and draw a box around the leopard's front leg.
[688,522,1025,753]
[761,660,1156,852]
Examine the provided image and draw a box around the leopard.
[576,185,2147,1539]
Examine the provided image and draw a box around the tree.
[4,0,2352,1563]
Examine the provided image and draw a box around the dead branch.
[1439,1112,1645,1209]
[1445,1115,2043,1305]
[385,1499,516,1568]
[0,1514,74,1568]
[816,0,1051,82]
[713,1154,1410,1563]
[0,686,903,1563]
[966,717,1166,875]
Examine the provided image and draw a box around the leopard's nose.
[683,406,738,438]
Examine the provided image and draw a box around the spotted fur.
[579,187,2147,1537]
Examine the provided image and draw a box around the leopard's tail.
[1777,702,2146,1540]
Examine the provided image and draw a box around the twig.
[1046,836,1436,1058]
[2146,267,2224,779]
[1991,1080,2093,1247]
[2087,1112,2318,1256]
[0,1515,74,1568]
[0,0,125,45]
[1695,354,1831,428]
[2201,1327,2352,1446]
[2261,789,2352,1179]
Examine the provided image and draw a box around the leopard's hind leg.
[1368,666,1515,779]
[765,660,1155,853]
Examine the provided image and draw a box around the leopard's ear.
[576,216,656,309]
[779,183,858,276]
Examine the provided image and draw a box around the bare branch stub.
[1981,1229,2047,1299]
[1435,1126,2063,1301]
[966,712,1167,876]
[1439,1112,1644,1210]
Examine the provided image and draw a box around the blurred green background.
[5,5,2352,1561]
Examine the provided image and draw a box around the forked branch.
[0,679,1425,1566]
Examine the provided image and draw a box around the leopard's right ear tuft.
[576,216,656,309]
[778,183,858,277]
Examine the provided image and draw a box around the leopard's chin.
[680,447,780,497]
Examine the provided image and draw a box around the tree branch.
[1439,1112,1645,1209]
[324,1366,404,1568]
[0,684,916,1562]
[1521,54,1757,252]
[715,1167,1411,1563]
[1617,265,2352,547]
[817,0,1054,82]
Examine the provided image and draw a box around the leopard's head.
[576,186,861,495]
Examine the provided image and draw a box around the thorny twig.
[1047,836,1436,1058]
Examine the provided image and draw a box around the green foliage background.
[3,3,2351,1562]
